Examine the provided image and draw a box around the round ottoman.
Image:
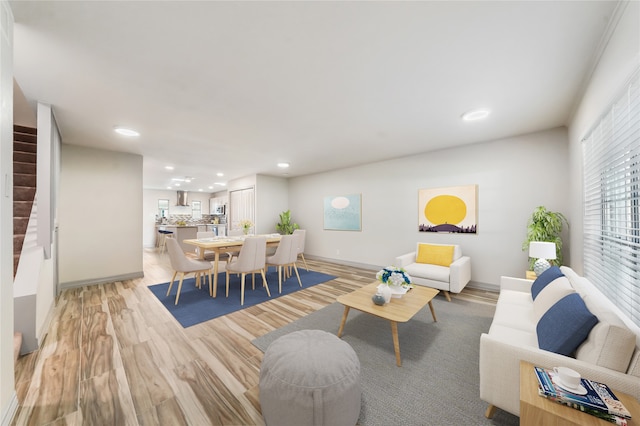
[259,329,361,426]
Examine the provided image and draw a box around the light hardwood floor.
[13,249,498,425]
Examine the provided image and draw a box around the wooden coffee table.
[336,282,439,367]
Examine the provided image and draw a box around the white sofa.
[395,243,471,301]
[480,266,640,418]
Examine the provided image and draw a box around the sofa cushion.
[626,349,640,377]
[531,266,564,299]
[404,262,450,283]
[537,293,599,356]
[416,244,454,267]
[532,276,575,321]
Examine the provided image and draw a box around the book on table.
[533,366,632,425]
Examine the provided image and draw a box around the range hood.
[176,190,189,206]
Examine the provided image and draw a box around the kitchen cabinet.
[210,196,228,214]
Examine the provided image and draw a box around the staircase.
[13,125,37,276]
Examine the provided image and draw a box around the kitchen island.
[156,225,198,252]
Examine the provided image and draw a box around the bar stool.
[158,229,174,254]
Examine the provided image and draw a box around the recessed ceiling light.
[216,172,224,177]
[113,126,140,137]
[175,183,180,187]
[208,186,214,189]
[277,162,290,168]
[165,166,174,171]
[198,189,203,192]
[461,109,491,121]
[214,182,226,186]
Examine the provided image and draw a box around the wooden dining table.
[182,234,282,297]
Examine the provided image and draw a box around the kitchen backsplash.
[157,214,226,225]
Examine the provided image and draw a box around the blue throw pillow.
[537,293,599,356]
[531,266,564,300]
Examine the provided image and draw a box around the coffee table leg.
[390,321,401,367]
[428,301,437,322]
[337,306,350,338]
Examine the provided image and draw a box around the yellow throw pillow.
[416,244,454,267]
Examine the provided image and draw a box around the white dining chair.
[165,237,213,304]
[225,236,271,305]
[292,229,309,271]
[266,234,302,293]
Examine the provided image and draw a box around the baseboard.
[305,254,380,272]
[1,392,18,426]
[59,271,144,290]
[466,281,499,292]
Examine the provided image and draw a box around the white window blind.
[582,68,640,327]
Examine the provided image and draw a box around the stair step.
[14,186,36,201]
[14,151,36,164]
[14,161,35,175]
[14,234,25,253]
[14,140,37,153]
[14,216,28,232]
[14,124,37,135]
[14,200,32,217]
[14,173,36,187]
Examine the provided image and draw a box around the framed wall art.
[323,194,362,231]
[418,185,477,233]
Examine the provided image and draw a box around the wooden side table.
[520,361,639,426]
[525,270,537,280]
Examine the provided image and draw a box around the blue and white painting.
[323,194,362,231]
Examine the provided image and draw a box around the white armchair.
[395,243,471,301]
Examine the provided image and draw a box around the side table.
[520,361,639,426]
[525,270,537,280]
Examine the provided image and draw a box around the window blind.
[582,68,640,327]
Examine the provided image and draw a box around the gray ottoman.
[259,329,361,426]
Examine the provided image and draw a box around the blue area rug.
[148,269,337,327]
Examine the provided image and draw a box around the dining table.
[182,234,282,297]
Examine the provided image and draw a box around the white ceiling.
[10,1,618,192]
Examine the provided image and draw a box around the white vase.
[379,285,392,303]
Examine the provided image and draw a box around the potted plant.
[522,206,568,269]
[275,210,299,235]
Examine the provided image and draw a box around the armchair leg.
[444,291,451,302]
[485,404,497,419]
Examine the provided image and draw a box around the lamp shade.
[529,241,557,260]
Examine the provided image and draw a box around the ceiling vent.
[176,190,189,206]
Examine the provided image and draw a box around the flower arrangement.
[376,266,412,288]
[239,219,253,234]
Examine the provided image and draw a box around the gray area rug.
[252,297,519,426]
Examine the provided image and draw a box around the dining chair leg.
[261,269,271,297]
[292,263,302,287]
[208,269,214,297]
[252,273,256,290]
[225,271,230,297]
[175,272,186,305]
[240,273,247,305]
[166,271,178,296]
[300,253,309,271]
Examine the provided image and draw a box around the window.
[158,199,169,219]
[582,68,640,326]
[191,200,202,219]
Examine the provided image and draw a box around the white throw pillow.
[575,294,637,373]
[532,276,575,321]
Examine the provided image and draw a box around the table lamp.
[529,241,557,276]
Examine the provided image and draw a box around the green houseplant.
[275,210,299,235]
[522,206,568,270]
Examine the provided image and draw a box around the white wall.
[142,189,215,247]
[58,145,143,287]
[289,127,570,287]
[567,0,640,274]
[0,1,15,422]
[256,175,289,234]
